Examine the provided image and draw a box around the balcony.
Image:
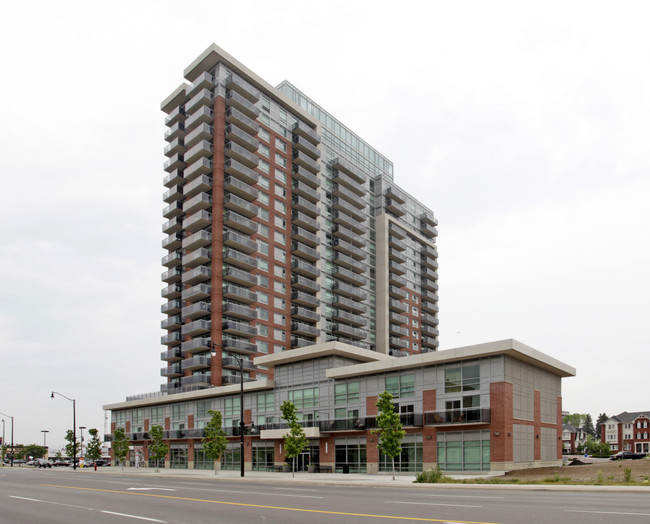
[226,75,261,103]
[164,169,184,188]
[188,71,214,95]
[182,301,211,320]
[291,336,314,349]
[422,336,439,349]
[333,281,367,301]
[161,299,182,314]
[292,121,320,144]
[389,324,409,337]
[333,252,366,273]
[162,233,182,251]
[420,212,438,227]
[222,338,258,354]
[162,267,182,284]
[163,216,183,235]
[385,186,406,205]
[389,312,409,324]
[182,266,211,285]
[161,331,182,346]
[292,135,321,159]
[422,313,439,326]
[184,174,212,199]
[161,315,182,330]
[420,222,438,239]
[389,273,407,287]
[291,322,320,338]
[164,106,185,126]
[184,122,212,149]
[183,230,212,251]
[389,261,406,276]
[389,248,406,264]
[422,289,438,301]
[225,141,259,168]
[161,363,182,378]
[223,302,257,321]
[332,210,364,235]
[182,283,211,302]
[182,192,212,215]
[330,157,366,184]
[333,238,364,260]
[225,107,259,136]
[388,223,406,239]
[185,88,213,114]
[226,89,260,119]
[223,230,257,254]
[332,198,365,222]
[291,258,319,279]
[161,283,182,299]
[181,355,211,371]
[291,210,319,232]
[163,201,183,219]
[332,224,364,247]
[224,158,258,186]
[222,375,256,385]
[184,140,212,166]
[185,105,213,133]
[422,266,438,279]
[292,196,319,218]
[184,209,211,233]
[222,357,257,372]
[421,300,439,314]
[292,226,319,247]
[291,306,320,322]
[332,295,367,314]
[389,299,408,313]
[181,319,211,336]
[184,157,212,183]
[183,247,211,268]
[222,320,257,338]
[292,180,319,204]
[421,325,439,337]
[223,265,258,287]
[333,168,365,195]
[181,337,211,354]
[332,323,366,340]
[161,347,183,362]
[333,184,365,209]
[423,244,438,257]
[389,236,406,251]
[223,248,258,271]
[291,241,319,262]
[292,165,320,189]
[291,290,319,308]
[389,286,408,299]
[180,373,211,387]
[223,193,258,218]
[224,210,257,235]
[332,309,366,327]
[222,284,257,304]
[291,274,319,293]
[224,176,258,201]
[165,121,185,143]
[163,185,183,203]
[332,266,366,287]
[386,198,406,217]
[389,337,409,349]
[292,150,320,173]
[424,408,490,426]
[421,279,439,292]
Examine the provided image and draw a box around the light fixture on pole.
[41,430,49,458]
[51,392,76,470]
[210,342,245,477]
[79,426,86,465]
[0,412,13,468]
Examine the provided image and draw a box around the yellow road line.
[42,484,501,524]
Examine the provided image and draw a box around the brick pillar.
[490,381,514,470]
[557,396,563,458]
[423,389,436,412]
[534,390,541,461]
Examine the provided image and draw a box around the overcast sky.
[1,1,648,449]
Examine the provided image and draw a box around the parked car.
[52,459,70,467]
[34,458,52,468]
[610,451,647,460]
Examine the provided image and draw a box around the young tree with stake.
[372,391,405,480]
[280,401,308,477]
[202,410,228,474]
[148,425,169,472]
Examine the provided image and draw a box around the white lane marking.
[9,496,41,502]
[412,494,504,500]
[127,487,176,491]
[152,485,323,499]
[386,500,483,508]
[567,510,650,517]
[9,496,91,511]
[102,510,167,522]
[272,487,321,492]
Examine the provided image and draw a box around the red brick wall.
[423,389,436,412]
[188,414,194,429]
[490,381,513,462]
[366,395,378,416]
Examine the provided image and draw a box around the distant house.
[601,411,650,454]
[561,424,586,454]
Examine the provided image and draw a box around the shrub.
[624,468,632,483]
[414,466,447,483]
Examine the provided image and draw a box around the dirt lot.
[504,457,650,484]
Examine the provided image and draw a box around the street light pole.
[51,392,76,470]
[0,412,13,467]
[1,419,4,466]
[210,342,245,477]
[41,430,49,458]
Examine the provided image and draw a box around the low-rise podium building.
[103,339,575,472]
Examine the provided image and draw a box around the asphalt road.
[1,468,649,523]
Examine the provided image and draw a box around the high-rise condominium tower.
[160,45,439,392]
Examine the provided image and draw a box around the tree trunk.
[392,457,395,480]
[292,456,295,478]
